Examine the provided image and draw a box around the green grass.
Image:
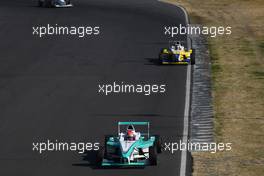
[238,39,256,56]
[252,71,264,79]
[162,0,264,176]
[258,40,264,53]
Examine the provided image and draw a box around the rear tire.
[38,0,43,7]
[154,135,162,153]
[149,146,157,165]
[191,49,196,65]
[159,52,168,64]
[96,146,105,166]
[43,0,52,8]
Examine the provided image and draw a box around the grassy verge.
[163,0,264,175]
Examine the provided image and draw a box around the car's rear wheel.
[38,0,43,7]
[96,146,104,166]
[191,49,196,65]
[66,0,71,4]
[43,0,52,8]
[159,53,168,64]
[149,146,157,165]
[154,135,162,153]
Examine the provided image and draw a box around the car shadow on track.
[72,150,98,169]
[72,151,145,170]
[144,58,186,67]
[144,58,161,66]
[90,113,161,117]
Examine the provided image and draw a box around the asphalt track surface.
[0,0,190,175]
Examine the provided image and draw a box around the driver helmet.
[127,130,134,137]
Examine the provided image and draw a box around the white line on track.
[180,64,191,176]
[178,4,191,176]
[157,1,191,175]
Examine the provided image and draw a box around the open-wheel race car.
[38,0,73,8]
[159,41,195,65]
[97,122,162,167]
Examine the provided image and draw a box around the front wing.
[54,3,73,7]
[102,158,149,167]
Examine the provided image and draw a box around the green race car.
[97,122,162,167]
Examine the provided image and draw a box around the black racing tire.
[38,0,43,7]
[191,49,196,65]
[149,146,157,165]
[159,52,168,64]
[43,0,52,8]
[159,53,168,60]
[96,146,105,166]
[159,48,172,61]
[154,135,162,154]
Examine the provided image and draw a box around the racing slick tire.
[191,49,196,65]
[66,0,72,4]
[149,146,157,165]
[154,135,162,153]
[38,0,52,8]
[159,50,168,64]
[96,146,105,166]
[38,0,43,7]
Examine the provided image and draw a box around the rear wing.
[118,121,150,138]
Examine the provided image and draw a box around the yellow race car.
[159,42,195,65]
